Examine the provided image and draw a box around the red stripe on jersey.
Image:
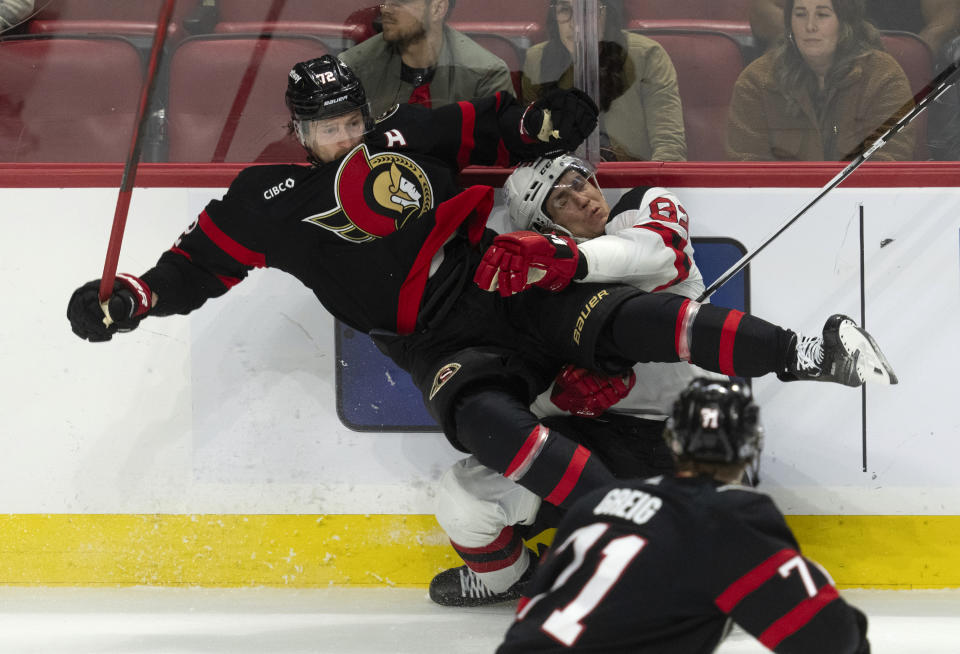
[396,185,494,333]
[216,274,243,289]
[634,223,691,292]
[452,526,517,555]
[544,445,591,506]
[197,210,266,268]
[715,548,797,612]
[495,139,511,167]
[674,298,691,360]
[456,101,477,169]
[505,424,549,479]
[516,596,531,615]
[759,585,840,649]
[170,246,192,261]
[718,310,745,375]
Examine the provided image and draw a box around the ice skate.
[428,563,532,607]
[786,314,898,387]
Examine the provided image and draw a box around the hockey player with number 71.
[497,378,870,654]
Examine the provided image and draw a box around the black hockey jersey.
[141,93,552,335]
[497,476,870,654]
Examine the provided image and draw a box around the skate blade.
[838,322,899,385]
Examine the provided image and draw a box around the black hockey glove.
[67,274,152,342]
[521,88,599,154]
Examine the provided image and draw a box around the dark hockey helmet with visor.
[664,378,763,466]
[285,55,373,146]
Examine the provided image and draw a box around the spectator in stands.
[256,0,515,162]
[727,0,916,161]
[750,0,960,59]
[521,0,687,161]
[0,0,34,32]
[338,0,515,116]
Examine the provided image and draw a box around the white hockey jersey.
[578,185,703,300]
[534,185,726,418]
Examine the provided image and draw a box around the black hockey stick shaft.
[697,56,960,303]
[99,0,177,308]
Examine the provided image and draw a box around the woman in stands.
[521,0,687,162]
[726,0,916,161]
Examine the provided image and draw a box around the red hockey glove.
[550,365,636,417]
[67,273,152,342]
[473,231,580,297]
[521,88,599,154]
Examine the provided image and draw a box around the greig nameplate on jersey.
[302,144,434,243]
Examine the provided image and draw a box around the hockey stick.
[697,56,960,303]
[99,0,177,323]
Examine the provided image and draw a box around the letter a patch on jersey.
[302,144,434,243]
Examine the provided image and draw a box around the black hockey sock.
[454,388,616,509]
[602,294,795,377]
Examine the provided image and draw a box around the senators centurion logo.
[302,144,433,243]
[428,363,461,401]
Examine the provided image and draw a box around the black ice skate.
[784,314,898,387]
[428,563,532,607]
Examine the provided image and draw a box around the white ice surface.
[0,587,957,653]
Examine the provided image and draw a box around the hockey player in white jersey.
[429,154,729,606]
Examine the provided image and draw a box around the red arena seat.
[211,0,379,51]
[27,0,193,44]
[0,35,144,162]
[461,32,525,96]
[448,0,546,47]
[624,0,752,37]
[165,34,329,163]
[635,29,745,161]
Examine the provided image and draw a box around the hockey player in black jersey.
[497,378,870,654]
[430,155,724,607]
[68,55,896,525]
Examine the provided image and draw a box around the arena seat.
[26,0,193,45]
[165,34,329,163]
[634,29,744,161]
[462,32,525,97]
[881,30,933,160]
[624,0,752,38]
[0,35,144,162]
[210,0,378,52]
[448,0,546,47]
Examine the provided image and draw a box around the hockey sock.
[601,294,795,377]
[454,388,616,509]
[450,525,530,593]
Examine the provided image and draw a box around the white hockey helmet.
[503,154,598,236]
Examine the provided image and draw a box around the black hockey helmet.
[285,55,371,123]
[664,378,763,465]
